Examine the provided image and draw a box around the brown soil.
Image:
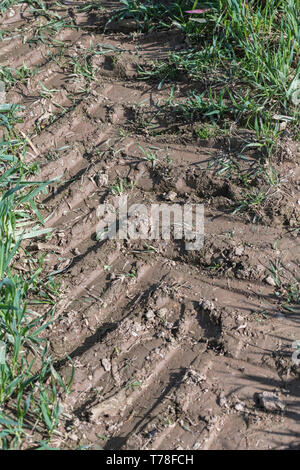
[2,1,300,450]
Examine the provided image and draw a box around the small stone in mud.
[256,391,285,412]
[157,307,168,317]
[235,314,245,325]
[279,121,287,131]
[265,275,276,287]
[234,246,244,256]
[219,396,228,408]
[101,358,111,372]
[7,8,16,18]
[199,299,215,311]
[95,172,108,187]
[164,191,177,201]
[234,402,244,412]
[145,309,155,320]
[218,391,228,408]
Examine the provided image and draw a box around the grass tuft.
[0,103,73,449]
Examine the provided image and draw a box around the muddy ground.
[1,1,300,450]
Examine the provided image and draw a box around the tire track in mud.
[2,2,300,450]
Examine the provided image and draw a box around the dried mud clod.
[255,392,286,413]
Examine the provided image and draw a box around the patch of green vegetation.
[233,189,267,221]
[69,55,96,82]
[205,147,284,221]
[138,144,158,168]
[132,0,299,143]
[0,104,73,449]
[266,260,300,312]
[78,2,105,13]
[0,65,38,89]
[1,0,78,47]
[0,0,19,12]
[110,177,135,195]
[194,122,224,139]
[106,0,189,32]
